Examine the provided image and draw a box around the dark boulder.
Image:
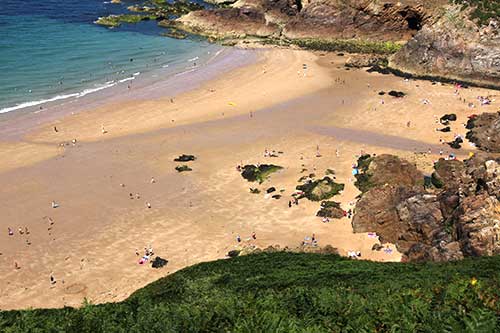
[266,187,276,193]
[174,154,196,162]
[388,90,405,98]
[465,112,500,153]
[151,256,168,269]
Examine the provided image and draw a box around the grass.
[1,252,500,332]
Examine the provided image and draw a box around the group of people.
[137,245,154,265]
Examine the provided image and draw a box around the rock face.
[390,4,500,87]
[176,0,445,42]
[466,112,500,153]
[352,152,500,262]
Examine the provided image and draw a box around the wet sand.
[0,48,498,310]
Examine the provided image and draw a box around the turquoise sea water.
[0,0,219,113]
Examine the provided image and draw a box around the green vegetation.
[2,252,500,332]
[94,14,157,27]
[353,154,376,193]
[296,176,344,201]
[292,38,403,55]
[452,0,500,26]
[241,164,283,184]
[175,165,192,172]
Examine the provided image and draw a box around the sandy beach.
[0,48,498,310]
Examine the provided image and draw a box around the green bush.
[2,253,500,332]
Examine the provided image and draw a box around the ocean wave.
[187,57,199,62]
[0,81,121,114]
[0,93,81,114]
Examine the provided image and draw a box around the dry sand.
[0,48,498,310]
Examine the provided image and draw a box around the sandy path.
[0,49,498,310]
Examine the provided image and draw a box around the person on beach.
[150,177,156,184]
[52,201,59,208]
[146,202,151,209]
[18,227,24,235]
[236,235,241,243]
[252,232,256,240]
[8,227,13,236]
[101,124,107,134]
[14,261,20,270]
[54,126,58,133]
[50,273,56,285]
[288,200,292,208]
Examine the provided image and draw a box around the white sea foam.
[0,93,80,114]
[188,56,199,62]
[0,81,123,113]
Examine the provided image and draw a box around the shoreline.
[0,47,257,141]
[0,47,498,310]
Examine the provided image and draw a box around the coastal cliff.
[390,3,500,88]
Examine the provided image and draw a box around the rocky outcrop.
[175,0,444,45]
[282,0,434,41]
[178,7,280,39]
[352,152,500,262]
[390,4,500,88]
[466,112,500,153]
[353,154,424,193]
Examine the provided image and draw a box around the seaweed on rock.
[296,177,344,201]
[241,164,283,184]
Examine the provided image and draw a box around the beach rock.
[390,4,500,88]
[174,154,196,162]
[227,250,241,258]
[447,137,463,149]
[352,185,424,244]
[316,201,344,219]
[175,165,192,172]
[296,176,344,201]
[151,257,168,268]
[388,90,405,98]
[354,154,424,194]
[241,164,283,183]
[440,113,457,124]
[465,112,500,153]
[438,126,451,132]
[266,187,276,193]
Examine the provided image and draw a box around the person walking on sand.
[236,235,241,243]
[8,227,13,236]
[50,272,56,285]
[252,232,256,240]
